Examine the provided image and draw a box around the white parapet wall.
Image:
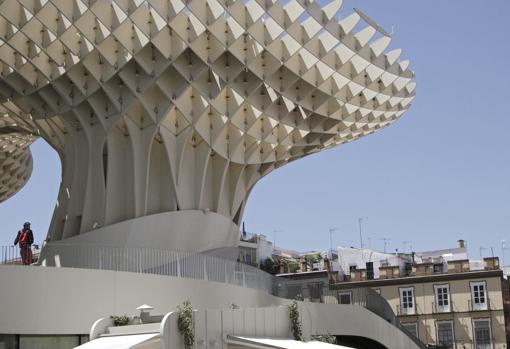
[0,265,284,335]
[83,304,423,349]
[0,265,423,348]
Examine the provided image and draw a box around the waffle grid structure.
[0,0,415,242]
[0,114,34,201]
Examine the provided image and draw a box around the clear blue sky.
[1,1,509,262]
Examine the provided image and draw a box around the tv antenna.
[479,246,488,259]
[358,217,368,249]
[502,240,509,267]
[403,241,412,253]
[379,237,391,253]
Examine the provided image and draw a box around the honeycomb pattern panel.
[0,0,416,239]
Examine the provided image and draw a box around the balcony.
[447,259,470,273]
[410,263,435,276]
[468,298,492,312]
[484,257,500,271]
[350,269,367,281]
[396,304,417,316]
[432,300,453,314]
[379,265,400,279]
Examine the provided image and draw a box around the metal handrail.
[38,243,276,294]
[432,300,454,314]
[1,245,21,264]
[0,245,40,265]
[468,298,491,311]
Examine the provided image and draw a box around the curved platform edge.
[49,210,241,254]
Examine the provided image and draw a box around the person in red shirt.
[14,222,34,265]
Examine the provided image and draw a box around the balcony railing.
[37,243,275,294]
[432,300,453,314]
[396,304,417,316]
[1,245,21,264]
[1,245,40,265]
[468,298,491,311]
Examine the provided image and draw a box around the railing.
[468,298,491,311]
[396,304,418,316]
[432,301,453,314]
[1,245,21,264]
[1,245,40,265]
[38,243,276,294]
[240,232,258,243]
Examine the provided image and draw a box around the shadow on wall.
[336,335,388,349]
[453,321,471,348]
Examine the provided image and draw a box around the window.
[436,320,454,348]
[0,334,17,349]
[308,282,323,301]
[366,262,374,280]
[471,281,488,310]
[338,291,352,305]
[433,263,443,273]
[287,285,303,300]
[401,322,418,338]
[19,335,83,349]
[238,247,257,266]
[434,284,451,312]
[473,319,492,349]
[399,287,415,315]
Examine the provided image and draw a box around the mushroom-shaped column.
[0,0,415,252]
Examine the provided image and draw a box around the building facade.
[332,251,507,349]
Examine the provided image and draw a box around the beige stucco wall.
[342,275,507,348]
[378,276,503,314]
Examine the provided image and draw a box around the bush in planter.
[110,315,130,326]
[177,300,194,349]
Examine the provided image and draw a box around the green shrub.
[260,257,278,275]
[288,298,303,341]
[110,315,130,326]
[177,301,194,349]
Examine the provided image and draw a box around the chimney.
[457,240,466,249]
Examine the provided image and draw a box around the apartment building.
[331,243,507,349]
[238,233,274,266]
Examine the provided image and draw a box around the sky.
[1,1,510,263]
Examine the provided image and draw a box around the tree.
[260,257,278,275]
[306,253,323,271]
